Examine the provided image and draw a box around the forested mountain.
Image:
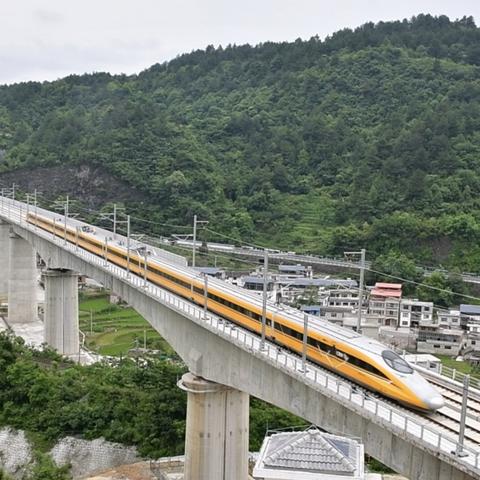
[1,14,480,270]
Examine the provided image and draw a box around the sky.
[0,0,479,85]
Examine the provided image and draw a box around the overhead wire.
[5,189,480,302]
[365,267,480,303]
[162,243,267,269]
[317,274,465,313]
[203,226,266,250]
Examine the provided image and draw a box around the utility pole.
[192,215,197,268]
[126,215,131,276]
[203,274,209,318]
[33,189,38,230]
[455,375,470,457]
[143,248,148,287]
[260,249,269,350]
[5,183,15,218]
[302,313,309,372]
[345,248,366,334]
[192,214,208,268]
[113,204,117,239]
[104,237,109,265]
[358,248,365,334]
[99,204,124,240]
[64,195,69,244]
[3,184,15,217]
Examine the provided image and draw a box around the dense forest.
[1,14,480,271]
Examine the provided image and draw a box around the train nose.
[427,395,445,410]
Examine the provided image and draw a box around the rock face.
[0,428,33,479]
[51,437,140,479]
[0,427,140,479]
[0,164,146,209]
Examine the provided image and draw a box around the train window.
[348,354,388,378]
[276,323,302,341]
[335,350,349,362]
[381,350,413,374]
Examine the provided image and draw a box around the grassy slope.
[79,294,175,357]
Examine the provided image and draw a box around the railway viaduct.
[0,198,479,480]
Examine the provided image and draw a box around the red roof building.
[368,282,402,327]
[371,282,402,299]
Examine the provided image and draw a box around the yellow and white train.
[28,212,444,411]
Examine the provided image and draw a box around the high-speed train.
[27,212,444,411]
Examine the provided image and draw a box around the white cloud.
[33,8,64,24]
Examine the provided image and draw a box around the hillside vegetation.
[0,332,303,458]
[1,14,480,270]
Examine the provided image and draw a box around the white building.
[328,289,360,309]
[404,353,442,373]
[399,299,433,328]
[379,326,418,351]
[467,323,480,335]
[417,325,465,356]
[254,427,365,480]
[437,309,462,329]
[367,283,402,327]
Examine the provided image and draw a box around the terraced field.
[261,191,336,252]
[79,294,176,357]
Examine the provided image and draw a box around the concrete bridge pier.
[0,221,9,302]
[8,231,37,323]
[179,372,249,480]
[44,269,79,356]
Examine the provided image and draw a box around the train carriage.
[27,212,444,411]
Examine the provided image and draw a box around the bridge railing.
[399,350,480,391]
[1,198,480,475]
[47,226,480,473]
[436,363,480,390]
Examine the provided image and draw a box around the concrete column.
[179,372,249,480]
[44,269,79,356]
[0,221,9,302]
[8,231,37,323]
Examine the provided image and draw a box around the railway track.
[334,369,480,451]
[434,385,480,417]
[418,375,480,449]
[278,344,480,451]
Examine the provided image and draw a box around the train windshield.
[381,350,413,374]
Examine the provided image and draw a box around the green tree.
[416,272,454,307]
[371,251,421,295]
[27,453,70,480]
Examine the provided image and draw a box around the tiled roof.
[375,282,402,289]
[263,429,356,474]
[371,288,402,298]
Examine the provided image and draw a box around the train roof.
[31,209,390,358]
